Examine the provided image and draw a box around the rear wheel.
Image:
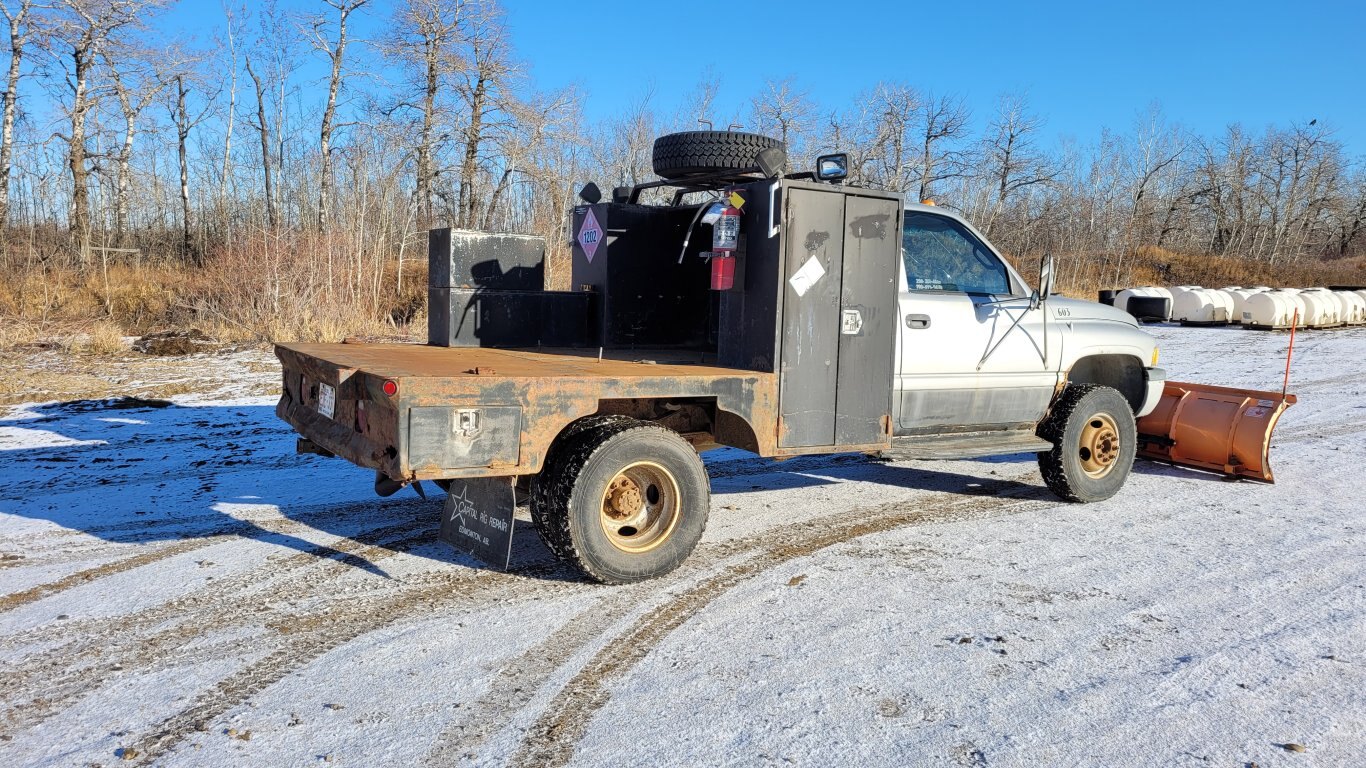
[1036,384,1136,503]
[531,418,709,584]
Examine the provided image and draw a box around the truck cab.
[893,202,1164,438]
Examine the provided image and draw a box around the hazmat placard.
[578,208,603,263]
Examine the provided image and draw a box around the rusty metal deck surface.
[277,342,754,381]
[275,342,786,478]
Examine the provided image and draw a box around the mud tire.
[531,418,709,584]
[1036,384,1136,503]
[651,130,784,179]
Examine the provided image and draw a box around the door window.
[902,212,1011,295]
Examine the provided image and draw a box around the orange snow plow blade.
[1136,382,1296,483]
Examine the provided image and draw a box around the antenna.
[1282,308,1298,398]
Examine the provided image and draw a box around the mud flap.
[439,476,516,569]
[1136,382,1296,483]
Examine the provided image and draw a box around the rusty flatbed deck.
[278,342,758,381]
[274,342,854,482]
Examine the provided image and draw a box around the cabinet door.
[778,188,844,448]
[834,196,898,445]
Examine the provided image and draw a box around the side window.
[902,212,1011,294]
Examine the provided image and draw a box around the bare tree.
[1120,105,1186,249]
[310,0,367,230]
[674,71,719,132]
[455,0,513,229]
[916,92,970,202]
[50,0,160,251]
[102,44,175,240]
[750,77,817,167]
[863,81,919,193]
[244,55,276,228]
[218,1,243,235]
[0,0,36,227]
[386,0,465,229]
[168,73,214,260]
[482,85,572,231]
[980,93,1056,234]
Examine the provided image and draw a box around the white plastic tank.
[1244,291,1296,328]
[1283,291,1308,326]
[1169,285,1201,304]
[1297,289,1338,328]
[1225,287,1265,324]
[1336,290,1366,325]
[1114,286,1173,318]
[1172,288,1231,324]
[1113,287,1146,314]
[1316,289,1349,326]
[1208,289,1237,322]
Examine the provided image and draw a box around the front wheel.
[531,419,710,584]
[1036,384,1137,503]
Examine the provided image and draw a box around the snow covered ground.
[1,326,1362,767]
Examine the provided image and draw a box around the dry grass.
[1055,247,1366,298]
[1,233,428,353]
[4,236,1363,355]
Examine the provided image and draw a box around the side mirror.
[815,153,849,182]
[611,185,631,204]
[578,182,602,205]
[1034,253,1054,309]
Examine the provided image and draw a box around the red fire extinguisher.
[711,198,741,290]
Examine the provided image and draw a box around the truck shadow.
[2,397,1049,583]
[0,397,439,579]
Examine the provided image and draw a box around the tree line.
[2,0,1363,292]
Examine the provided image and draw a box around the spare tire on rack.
[652,130,785,179]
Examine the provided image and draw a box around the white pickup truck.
[277,131,1188,584]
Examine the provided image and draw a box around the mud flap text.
[438,477,516,570]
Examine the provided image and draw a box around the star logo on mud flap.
[449,485,477,526]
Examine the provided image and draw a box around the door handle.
[905,314,931,329]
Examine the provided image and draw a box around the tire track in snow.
[420,472,1047,767]
[124,464,1040,765]
[120,555,580,766]
[0,496,431,616]
[506,485,1048,768]
[0,511,444,734]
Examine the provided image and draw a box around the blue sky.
[160,0,1366,153]
[501,0,1366,151]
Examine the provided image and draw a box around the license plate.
[317,382,336,419]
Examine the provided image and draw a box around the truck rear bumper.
[1139,367,1166,418]
[276,390,402,479]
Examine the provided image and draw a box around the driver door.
[893,210,1061,434]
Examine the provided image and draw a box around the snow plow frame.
[1135,381,1296,483]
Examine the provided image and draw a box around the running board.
[885,431,1054,460]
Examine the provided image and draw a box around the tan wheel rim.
[599,461,681,553]
[1078,412,1121,479]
